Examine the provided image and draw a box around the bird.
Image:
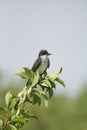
[31,50,51,75]
[26,50,51,86]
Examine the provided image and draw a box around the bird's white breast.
[37,55,48,75]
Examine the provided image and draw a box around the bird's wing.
[31,57,41,72]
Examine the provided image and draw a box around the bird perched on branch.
[31,50,51,75]
[26,50,51,86]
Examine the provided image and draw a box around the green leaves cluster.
[0,67,65,130]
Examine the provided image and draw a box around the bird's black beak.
[48,53,51,55]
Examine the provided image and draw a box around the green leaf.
[56,78,65,87]
[48,80,56,88]
[21,110,38,120]
[15,67,34,80]
[27,88,42,105]
[27,86,32,94]
[47,67,63,81]
[9,124,17,130]
[33,88,48,106]
[11,118,24,129]
[0,106,6,120]
[40,91,48,107]
[18,87,27,105]
[27,114,38,119]
[40,80,52,88]
[58,67,62,74]
[5,91,12,106]
[47,88,54,98]
[0,119,3,129]
[33,88,48,99]
[12,108,20,120]
[32,72,39,87]
[8,96,19,110]
[32,94,41,105]
[15,71,28,79]
[6,97,20,120]
[23,67,34,80]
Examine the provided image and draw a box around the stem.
[2,108,10,130]
[2,120,10,130]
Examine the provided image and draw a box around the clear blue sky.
[0,0,87,97]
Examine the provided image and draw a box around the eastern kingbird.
[26,50,51,86]
[32,50,51,75]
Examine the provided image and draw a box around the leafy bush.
[0,67,65,130]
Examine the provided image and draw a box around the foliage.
[23,86,87,130]
[0,67,65,130]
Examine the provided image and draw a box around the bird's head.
[38,50,51,57]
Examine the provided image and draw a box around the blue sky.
[0,0,87,97]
